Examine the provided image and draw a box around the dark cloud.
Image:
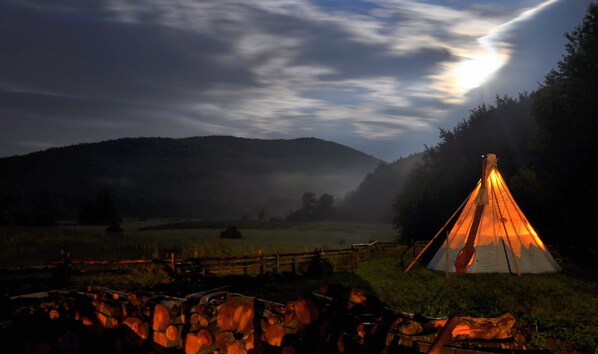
[0,0,594,161]
[1,2,256,100]
[251,9,453,80]
[0,91,127,118]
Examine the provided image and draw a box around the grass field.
[1,221,597,353]
[0,220,396,266]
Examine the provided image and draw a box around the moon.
[453,53,505,91]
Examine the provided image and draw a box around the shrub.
[220,226,242,239]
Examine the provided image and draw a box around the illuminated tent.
[411,154,560,275]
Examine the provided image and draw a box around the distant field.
[0,220,397,266]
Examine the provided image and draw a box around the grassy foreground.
[353,254,598,353]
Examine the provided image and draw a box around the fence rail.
[1,240,415,294]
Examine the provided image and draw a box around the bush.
[220,226,242,239]
[106,223,124,234]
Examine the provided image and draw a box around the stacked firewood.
[3,285,530,354]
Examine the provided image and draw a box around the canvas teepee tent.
[412,154,560,275]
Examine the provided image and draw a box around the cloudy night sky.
[0,0,593,161]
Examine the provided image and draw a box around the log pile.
[2,284,533,354]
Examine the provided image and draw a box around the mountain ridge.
[0,136,383,223]
[0,136,382,161]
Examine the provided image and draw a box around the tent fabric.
[427,155,560,274]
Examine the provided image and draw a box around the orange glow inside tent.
[427,154,560,274]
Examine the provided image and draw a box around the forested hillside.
[0,136,381,224]
[341,153,423,222]
[394,3,598,266]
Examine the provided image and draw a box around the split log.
[260,303,286,347]
[90,295,125,329]
[294,294,319,325]
[153,331,169,347]
[263,324,285,346]
[227,341,248,354]
[216,302,236,331]
[283,301,295,325]
[216,295,254,334]
[190,311,210,329]
[76,313,94,326]
[397,319,424,335]
[185,329,213,354]
[153,303,172,332]
[49,309,60,320]
[216,331,254,353]
[426,313,517,340]
[233,301,254,334]
[166,324,180,342]
[122,317,149,340]
[152,299,183,331]
[96,311,119,328]
[347,288,367,309]
[93,298,122,318]
[426,312,461,354]
[153,324,183,348]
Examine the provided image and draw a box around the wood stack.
[5,285,532,354]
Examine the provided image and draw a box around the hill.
[341,153,423,222]
[0,136,382,224]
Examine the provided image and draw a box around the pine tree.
[531,3,598,262]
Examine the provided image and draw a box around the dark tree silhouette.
[531,2,598,262]
[287,192,339,222]
[301,192,318,211]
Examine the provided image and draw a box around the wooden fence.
[1,240,421,295]
[61,240,405,277]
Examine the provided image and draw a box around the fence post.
[292,257,296,275]
[412,238,416,258]
[202,254,208,276]
[259,250,264,276]
[244,255,248,276]
[275,253,280,274]
[171,252,175,272]
[58,249,71,288]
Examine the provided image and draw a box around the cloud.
[0,0,593,161]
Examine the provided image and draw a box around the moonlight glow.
[453,52,506,91]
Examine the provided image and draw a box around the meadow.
[1,221,597,353]
[0,220,396,266]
